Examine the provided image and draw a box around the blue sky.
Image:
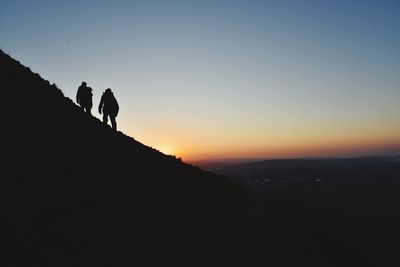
[1,0,400,159]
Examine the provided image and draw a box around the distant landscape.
[209,156,400,190]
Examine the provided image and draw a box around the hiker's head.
[105,88,112,94]
[81,81,87,87]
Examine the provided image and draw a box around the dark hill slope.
[0,50,289,266]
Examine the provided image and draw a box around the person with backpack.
[76,81,93,114]
[98,88,119,131]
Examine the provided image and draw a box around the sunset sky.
[1,0,399,160]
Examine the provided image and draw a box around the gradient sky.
[1,0,400,160]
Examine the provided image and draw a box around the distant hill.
[2,50,400,266]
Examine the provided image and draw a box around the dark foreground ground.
[1,50,400,266]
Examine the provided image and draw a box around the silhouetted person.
[98,88,119,131]
[76,81,93,114]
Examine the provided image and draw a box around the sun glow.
[157,144,177,156]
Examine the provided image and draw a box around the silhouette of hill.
[2,50,400,266]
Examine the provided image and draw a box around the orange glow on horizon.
[123,110,400,162]
[132,131,400,161]
[178,140,400,161]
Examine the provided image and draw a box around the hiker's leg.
[88,102,92,115]
[110,116,117,131]
[103,113,108,124]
